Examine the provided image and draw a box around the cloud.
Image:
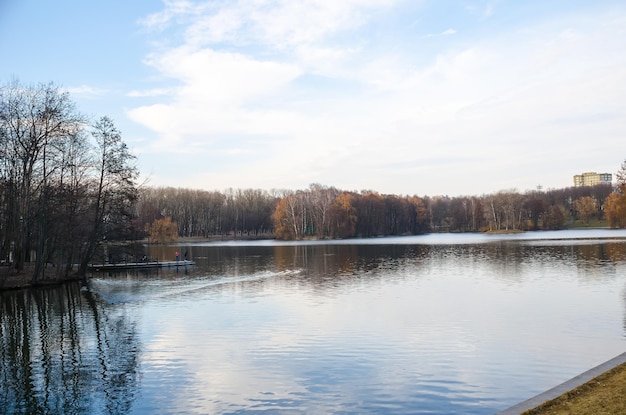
[129,0,403,163]
[465,1,496,19]
[127,46,303,154]
[65,85,108,97]
[138,0,200,30]
[423,28,457,38]
[129,1,626,195]
[141,0,401,49]
[127,88,174,97]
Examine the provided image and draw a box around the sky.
[1,0,625,197]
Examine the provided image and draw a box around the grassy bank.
[522,362,626,414]
[567,218,610,229]
[485,229,525,234]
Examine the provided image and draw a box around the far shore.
[484,229,525,234]
[1,227,622,291]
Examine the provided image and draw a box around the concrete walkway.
[496,351,626,415]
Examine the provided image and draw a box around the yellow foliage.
[604,188,626,228]
[573,196,598,224]
[330,192,357,238]
[272,198,293,240]
[145,216,179,243]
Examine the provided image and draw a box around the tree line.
[0,80,138,283]
[136,178,626,242]
[136,187,278,240]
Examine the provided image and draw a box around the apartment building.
[573,172,612,187]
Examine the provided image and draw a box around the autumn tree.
[272,193,307,240]
[145,216,179,243]
[524,196,547,230]
[573,196,598,225]
[605,162,626,228]
[329,192,357,238]
[543,205,569,230]
[407,196,431,233]
[604,190,626,228]
[136,186,277,239]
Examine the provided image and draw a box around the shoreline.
[496,352,626,414]
[2,228,625,291]
[0,272,82,291]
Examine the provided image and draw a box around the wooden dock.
[88,260,195,272]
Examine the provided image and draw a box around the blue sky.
[1,0,625,196]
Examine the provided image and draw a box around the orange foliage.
[145,216,179,243]
[330,192,357,238]
[604,189,626,228]
[573,196,598,224]
[272,197,295,240]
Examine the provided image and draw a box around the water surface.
[2,229,626,414]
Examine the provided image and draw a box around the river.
[2,229,626,414]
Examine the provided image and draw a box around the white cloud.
[424,28,457,38]
[128,45,303,154]
[143,0,402,49]
[138,0,199,30]
[149,46,301,105]
[65,85,108,97]
[127,88,174,97]
[129,1,626,196]
[465,1,497,19]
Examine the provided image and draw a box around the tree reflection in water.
[0,283,139,415]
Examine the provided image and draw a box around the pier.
[88,260,195,272]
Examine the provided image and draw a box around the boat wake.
[88,269,302,305]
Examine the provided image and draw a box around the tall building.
[573,172,612,187]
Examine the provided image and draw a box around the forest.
[0,80,138,284]
[136,180,624,243]
[2,79,626,285]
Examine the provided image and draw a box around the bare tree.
[0,80,83,281]
[617,159,626,186]
[79,116,138,277]
[308,184,339,238]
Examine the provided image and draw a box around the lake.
[2,229,626,414]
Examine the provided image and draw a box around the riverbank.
[522,361,626,414]
[498,352,626,414]
[0,266,81,291]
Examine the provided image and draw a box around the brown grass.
[522,362,626,415]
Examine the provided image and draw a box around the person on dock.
[175,251,179,262]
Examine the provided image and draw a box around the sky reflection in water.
[2,230,626,414]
